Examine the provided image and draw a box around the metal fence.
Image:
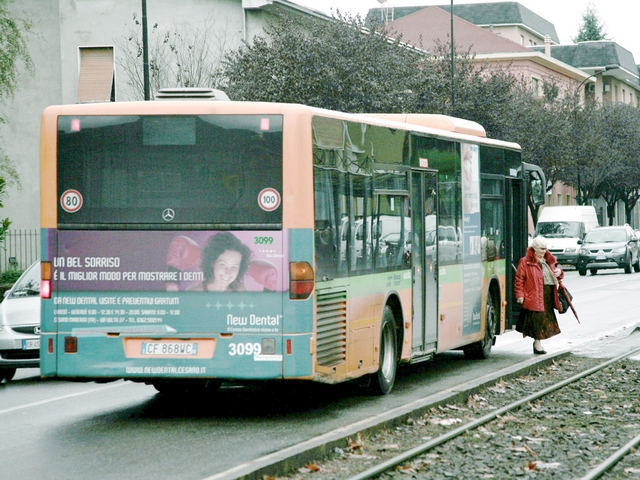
[0,229,40,273]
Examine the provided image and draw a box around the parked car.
[576,226,640,276]
[0,261,41,382]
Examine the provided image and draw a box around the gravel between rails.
[265,355,640,480]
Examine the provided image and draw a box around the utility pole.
[142,0,150,100]
[450,0,455,108]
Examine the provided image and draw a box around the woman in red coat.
[515,236,563,354]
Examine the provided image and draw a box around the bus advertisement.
[39,99,545,395]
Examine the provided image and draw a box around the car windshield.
[536,221,581,238]
[584,229,627,243]
[9,262,40,298]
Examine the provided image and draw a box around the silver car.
[0,261,41,382]
[577,226,640,276]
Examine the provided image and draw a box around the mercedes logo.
[162,208,175,222]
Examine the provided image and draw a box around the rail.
[0,229,40,272]
[347,345,640,480]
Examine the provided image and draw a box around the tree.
[563,98,609,205]
[116,14,232,100]
[221,11,581,215]
[513,84,572,189]
[0,0,31,241]
[557,96,640,223]
[140,8,640,226]
[573,2,608,42]
[416,40,521,129]
[223,12,434,113]
[0,0,33,102]
[596,103,640,224]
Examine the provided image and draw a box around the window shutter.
[76,47,114,103]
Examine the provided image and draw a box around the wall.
[0,0,253,232]
[484,25,544,48]
[0,0,62,232]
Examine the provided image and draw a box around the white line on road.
[0,382,126,415]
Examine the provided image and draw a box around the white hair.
[531,236,548,250]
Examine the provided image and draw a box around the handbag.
[558,283,572,314]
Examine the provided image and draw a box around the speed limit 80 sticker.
[60,189,83,213]
[257,188,281,212]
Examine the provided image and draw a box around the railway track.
[341,345,640,480]
[247,345,640,480]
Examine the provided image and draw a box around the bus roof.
[361,114,486,138]
[41,101,520,150]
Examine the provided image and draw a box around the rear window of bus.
[56,115,283,228]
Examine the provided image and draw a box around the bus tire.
[369,305,398,395]
[0,367,16,382]
[464,297,497,360]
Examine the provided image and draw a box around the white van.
[534,206,599,266]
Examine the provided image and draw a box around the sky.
[291,1,640,62]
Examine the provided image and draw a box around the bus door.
[410,170,438,357]
[506,163,546,327]
[505,177,527,328]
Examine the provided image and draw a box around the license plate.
[23,339,40,350]
[141,342,199,356]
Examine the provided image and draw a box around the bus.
[39,96,545,395]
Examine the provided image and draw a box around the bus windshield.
[57,115,283,227]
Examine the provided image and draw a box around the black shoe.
[533,347,547,355]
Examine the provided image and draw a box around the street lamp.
[575,64,619,101]
[451,0,454,108]
[574,64,619,205]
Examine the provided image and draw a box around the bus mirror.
[529,171,545,206]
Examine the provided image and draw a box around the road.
[1,270,638,480]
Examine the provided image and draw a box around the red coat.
[515,248,564,312]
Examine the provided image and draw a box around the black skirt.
[516,285,561,340]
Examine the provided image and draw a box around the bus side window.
[314,169,340,280]
[374,195,410,269]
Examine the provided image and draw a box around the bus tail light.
[64,336,78,353]
[48,338,54,354]
[41,261,52,299]
[289,262,314,299]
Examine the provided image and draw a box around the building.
[531,41,640,106]
[368,1,560,47]
[0,0,320,245]
[379,2,640,228]
[383,5,589,98]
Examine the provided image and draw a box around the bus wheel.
[369,306,398,395]
[464,299,497,360]
[0,367,16,382]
